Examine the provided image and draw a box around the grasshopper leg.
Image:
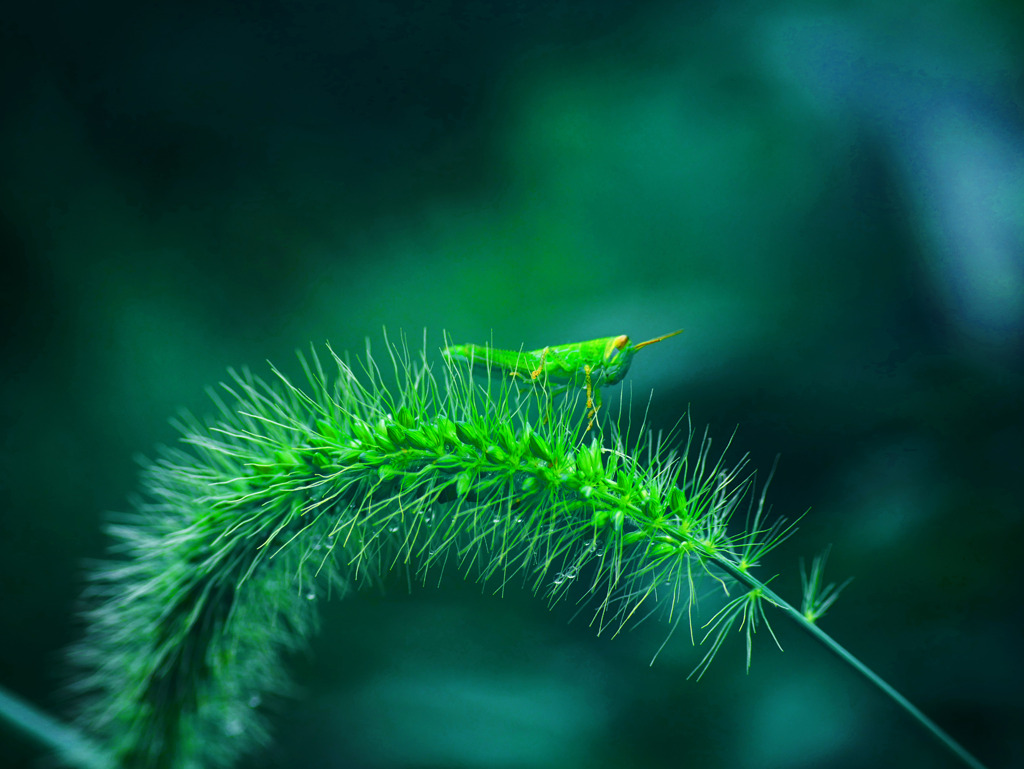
[530,347,549,380]
[584,364,598,431]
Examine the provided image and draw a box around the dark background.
[2,1,1022,767]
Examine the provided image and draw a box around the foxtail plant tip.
[49,330,988,769]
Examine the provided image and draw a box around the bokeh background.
[2,1,1022,767]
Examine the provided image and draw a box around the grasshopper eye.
[606,335,630,361]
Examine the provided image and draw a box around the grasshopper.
[443,330,683,430]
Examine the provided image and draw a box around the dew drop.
[248,694,262,708]
[553,570,577,586]
[305,591,316,601]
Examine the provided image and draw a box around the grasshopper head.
[601,329,683,385]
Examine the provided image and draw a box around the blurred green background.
[2,1,1022,767]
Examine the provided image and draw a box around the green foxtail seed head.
[64,331,838,769]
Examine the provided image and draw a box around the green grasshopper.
[443,329,683,430]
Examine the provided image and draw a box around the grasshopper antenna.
[633,329,684,350]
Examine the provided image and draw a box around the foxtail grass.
[1,331,986,768]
